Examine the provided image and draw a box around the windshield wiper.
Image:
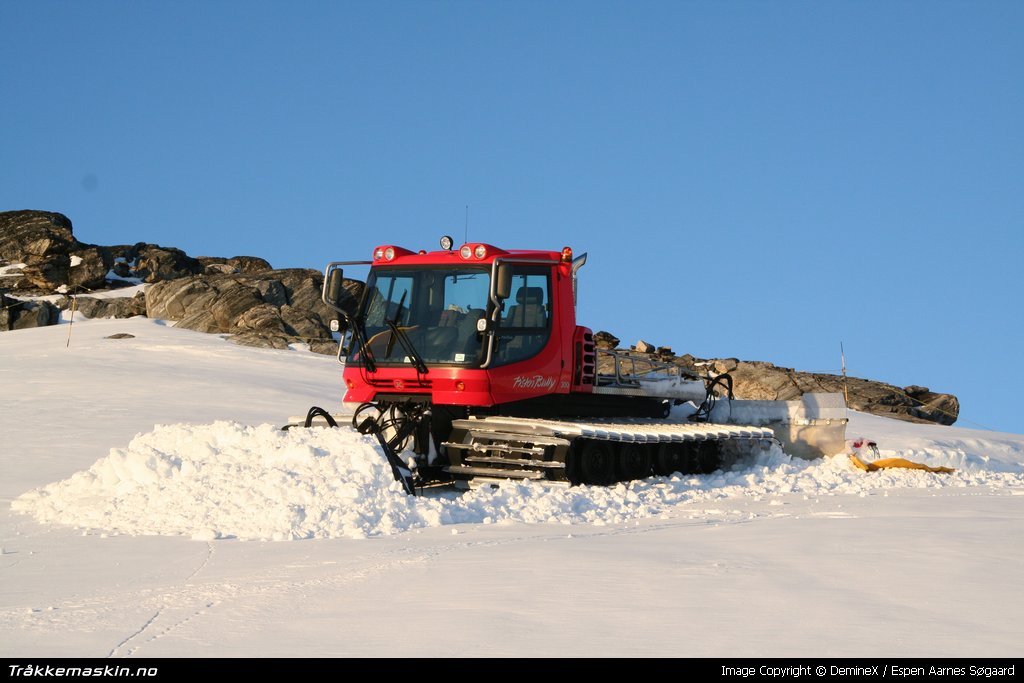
[343,313,377,373]
[385,291,429,374]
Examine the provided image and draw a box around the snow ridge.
[13,421,1024,541]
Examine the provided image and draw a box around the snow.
[12,422,1024,542]
[0,262,26,278]
[74,282,147,302]
[2,317,1023,657]
[104,270,143,285]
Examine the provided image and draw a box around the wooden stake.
[66,294,77,348]
[841,341,849,405]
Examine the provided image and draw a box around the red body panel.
[341,243,582,408]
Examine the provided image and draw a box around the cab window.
[493,266,551,365]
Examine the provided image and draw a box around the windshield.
[354,267,490,366]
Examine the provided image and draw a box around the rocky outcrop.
[107,243,203,283]
[56,292,148,320]
[706,358,959,425]
[597,332,960,426]
[197,255,273,275]
[0,210,112,293]
[146,269,363,351]
[0,210,349,353]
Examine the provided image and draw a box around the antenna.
[464,204,469,243]
[840,341,849,405]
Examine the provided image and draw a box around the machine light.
[561,246,573,262]
[440,235,454,251]
[474,244,487,259]
[460,245,473,259]
[455,381,466,392]
[384,247,396,261]
[374,247,385,260]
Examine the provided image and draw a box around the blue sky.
[3,1,1022,433]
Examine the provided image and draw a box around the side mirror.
[324,267,344,307]
[495,264,512,300]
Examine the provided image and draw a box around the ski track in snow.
[3,511,790,656]
[10,420,1024,543]
[184,543,214,583]
[4,530,559,654]
[108,611,161,658]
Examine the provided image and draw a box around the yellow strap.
[849,455,954,474]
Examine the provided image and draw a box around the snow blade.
[355,416,418,496]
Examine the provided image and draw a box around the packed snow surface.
[14,418,1024,541]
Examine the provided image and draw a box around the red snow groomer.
[302,237,847,493]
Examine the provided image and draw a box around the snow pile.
[13,420,1024,541]
[13,423,431,541]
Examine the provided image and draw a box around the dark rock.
[175,308,220,333]
[226,256,272,273]
[308,339,340,355]
[0,210,75,263]
[111,261,132,278]
[0,211,115,293]
[103,278,138,291]
[146,278,218,320]
[68,246,112,291]
[132,245,203,283]
[1,294,60,330]
[254,279,288,307]
[202,262,236,275]
[234,303,287,334]
[198,257,231,276]
[229,331,293,350]
[105,333,136,339]
[0,292,15,330]
[17,257,69,292]
[280,304,332,340]
[208,284,264,331]
[593,331,620,350]
[909,390,959,426]
[713,358,739,374]
[197,255,272,275]
[61,291,147,319]
[10,300,59,330]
